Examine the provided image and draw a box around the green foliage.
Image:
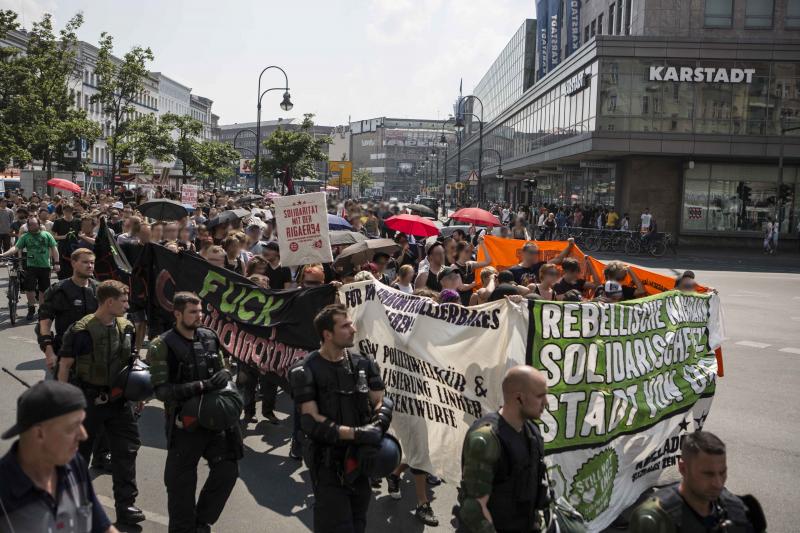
[120,114,174,173]
[0,11,98,174]
[161,113,203,180]
[353,168,374,190]
[192,140,240,183]
[261,113,331,182]
[91,32,153,177]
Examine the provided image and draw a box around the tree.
[161,113,202,182]
[192,140,240,185]
[0,10,28,168]
[353,168,374,193]
[262,113,331,191]
[120,114,174,174]
[1,12,98,176]
[92,32,153,181]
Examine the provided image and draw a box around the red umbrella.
[385,214,440,237]
[47,178,82,194]
[450,207,501,227]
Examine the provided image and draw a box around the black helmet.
[355,433,402,478]
[180,382,243,432]
[110,359,153,402]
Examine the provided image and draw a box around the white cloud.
[0,0,58,27]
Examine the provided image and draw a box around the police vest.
[472,412,548,532]
[72,314,134,388]
[302,351,373,432]
[160,327,222,383]
[654,483,752,533]
[51,279,99,337]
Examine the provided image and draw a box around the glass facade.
[597,58,800,136]
[682,163,799,235]
[472,20,536,124]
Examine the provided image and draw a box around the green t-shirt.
[16,231,57,268]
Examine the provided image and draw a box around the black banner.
[93,218,132,283]
[132,244,335,377]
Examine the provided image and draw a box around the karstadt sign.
[649,66,756,84]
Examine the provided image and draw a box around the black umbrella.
[334,238,400,268]
[236,194,263,205]
[136,199,189,221]
[207,208,252,229]
[407,203,436,216]
[329,230,367,246]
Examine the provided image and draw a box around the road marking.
[97,495,170,527]
[735,340,771,349]
[779,347,800,355]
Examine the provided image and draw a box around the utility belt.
[78,383,119,406]
[304,440,352,486]
[167,407,244,462]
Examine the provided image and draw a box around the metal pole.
[255,66,290,194]
[478,120,483,206]
[457,132,462,206]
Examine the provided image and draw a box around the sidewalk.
[593,245,800,274]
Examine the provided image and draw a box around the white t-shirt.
[395,282,413,294]
[641,213,652,230]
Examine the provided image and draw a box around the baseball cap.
[2,381,87,439]
[603,281,623,295]
[437,265,461,282]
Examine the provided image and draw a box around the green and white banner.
[342,282,722,532]
[530,291,720,531]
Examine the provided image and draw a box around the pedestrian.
[56,280,145,525]
[51,205,82,280]
[629,431,765,532]
[262,241,293,289]
[0,215,60,320]
[0,380,119,533]
[290,303,393,533]
[148,292,243,533]
[0,199,13,252]
[457,365,549,532]
[640,207,652,233]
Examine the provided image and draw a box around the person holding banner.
[290,304,394,533]
[458,365,549,533]
[509,238,574,286]
[629,431,765,533]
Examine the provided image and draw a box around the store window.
[682,163,799,234]
[788,0,800,28]
[704,0,733,28]
[745,0,773,28]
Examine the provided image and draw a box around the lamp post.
[255,66,292,193]
[482,148,503,203]
[455,95,485,205]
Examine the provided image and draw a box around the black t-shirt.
[594,284,638,301]
[509,262,545,285]
[488,284,519,302]
[51,218,82,254]
[265,263,292,290]
[554,278,586,295]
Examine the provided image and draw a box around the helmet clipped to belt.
[180,382,243,432]
[345,433,403,482]
[110,359,154,402]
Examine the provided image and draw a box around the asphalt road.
[0,249,797,532]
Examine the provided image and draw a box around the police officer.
[56,279,145,525]
[290,303,392,533]
[148,292,243,533]
[458,365,549,533]
[629,431,766,533]
[37,248,99,374]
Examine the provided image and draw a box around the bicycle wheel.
[650,240,666,257]
[611,235,627,253]
[8,278,18,326]
[624,238,641,255]
[585,235,600,252]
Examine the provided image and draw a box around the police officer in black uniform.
[290,303,392,533]
[56,279,145,525]
[630,431,766,533]
[148,292,243,533]
[458,365,550,533]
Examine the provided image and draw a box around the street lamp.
[457,95,484,204]
[255,66,291,194]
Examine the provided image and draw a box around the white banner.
[180,184,199,207]
[273,192,332,267]
[340,280,528,481]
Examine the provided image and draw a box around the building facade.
[451,0,800,244]
[349,117,457,200]
[190,95,216,140]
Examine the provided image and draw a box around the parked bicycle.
[1,256,23,325]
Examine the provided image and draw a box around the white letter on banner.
[563,344,586,385]
[607,389,629,432]
[580,390,607,437]
[541,303,562,339]
[560,391,585,439]
[540,344,563,387]
[582,303,599,336]
[540,395,559,442]
[563,303,580,338]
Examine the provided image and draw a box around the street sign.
[467,170,479,183]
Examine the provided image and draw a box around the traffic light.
[736,181,751,204]
[119,159,132,176]
[778,183,792,205]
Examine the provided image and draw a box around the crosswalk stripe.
[735,340,771,349]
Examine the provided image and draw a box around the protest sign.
[132,244,335,379]
[180,184,199,207]
[340,280,529,482]
[273,192,333,267]
[529,291,721,531]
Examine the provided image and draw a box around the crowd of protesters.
[0,184,714,530]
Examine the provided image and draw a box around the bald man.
[457,365,549,533]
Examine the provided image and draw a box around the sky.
[3,0,534,127]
